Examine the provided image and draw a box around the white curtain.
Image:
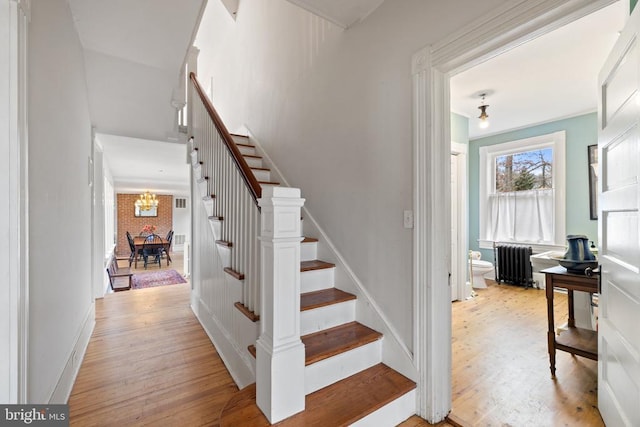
[487,189,554,244]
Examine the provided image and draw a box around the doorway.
[412,0,623,421]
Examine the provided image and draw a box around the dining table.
[133,235,172,268]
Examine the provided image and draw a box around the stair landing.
[219,364,416,426]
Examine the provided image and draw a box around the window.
[479,131,566,251]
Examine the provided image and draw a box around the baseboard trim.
[49,303,95,403]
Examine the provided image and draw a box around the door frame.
[412,0,619,421]
[2,0,30,404]
[450,143,468,301]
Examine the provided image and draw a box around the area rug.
[132,269,187,289]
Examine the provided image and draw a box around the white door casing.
[597,5,640,425]
[413,0,618,421]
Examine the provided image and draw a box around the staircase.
[193,135,414,425]
[188,74,416,425]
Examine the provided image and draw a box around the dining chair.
[142,234,163,269]
[161,230,174,260]
[126,231,143,267]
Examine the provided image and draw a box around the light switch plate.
[403,210,414,229]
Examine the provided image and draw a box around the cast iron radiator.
[493,243,534,288]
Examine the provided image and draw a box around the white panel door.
[598,6,640,426]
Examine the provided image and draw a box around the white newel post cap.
[258,187,305,239]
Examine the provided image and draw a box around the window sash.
[478,131,566,250]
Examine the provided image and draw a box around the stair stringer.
[243,127,418,383]
[188,153,259,390]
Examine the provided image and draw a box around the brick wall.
[116,194,173,256]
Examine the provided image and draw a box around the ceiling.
[78,0,626,193]
[450,0,627,140]
[284,0,384,28]
[67,0,205,194]
[70,0,384,195]
[99,133,190,195]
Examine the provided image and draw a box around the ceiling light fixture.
[478,93,490,129]
[135,190,159,211]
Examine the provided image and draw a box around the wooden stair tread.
[247,322,381,366]
[230,133,248,138]
[224,267,244,280]
[243,154,262,159]
[300,260,335,272]
[302,237,318,243]
[301,288,356,311]
[302,321,381,365]
[258,181,280,185]
[236,143,254,148]
[216,240,232,247]
[250,167,270,171]
[219,364,415,426]
[208,215,223,221]
[235,302,259,322]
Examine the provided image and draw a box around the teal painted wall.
[632,0,637,13]
[469,113,598,260]
[451,112,469,144]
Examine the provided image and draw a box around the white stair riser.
[238,145,256,156]
[244,156,263,168]
[300,300,356,335]
[252,169,271,182]
[209,218,222,239]
[350,389,416,427]
[231,135,249,145]
[301,241,318,262]
[197,179,208,200]
[305,340,382,395]
[202,199,214,217]
[300,268,335,293]
[216,245,231,268]
[259,182,279,189]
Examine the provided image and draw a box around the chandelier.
[134,191,159,211]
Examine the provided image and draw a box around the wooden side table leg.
[546,274,556,378]
[567,290,575,328]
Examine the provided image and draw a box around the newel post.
[256,186,305,423]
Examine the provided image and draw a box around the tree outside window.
[495,148,553,192]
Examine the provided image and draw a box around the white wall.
[172,195,190,250]
[28,0,94,402]
[194,0,505,349]
[83,50,177,142]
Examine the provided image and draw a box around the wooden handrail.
[189,72,262,203]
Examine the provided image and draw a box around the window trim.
[478,131,566,252]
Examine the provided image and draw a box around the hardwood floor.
[69,275,602,426]
[126,250,185,275]
[68,283,237,426]
[448,281,603,426]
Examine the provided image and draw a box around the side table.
[542,266,598,378]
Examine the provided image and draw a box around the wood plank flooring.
[69,275,602,426]
[448,281,603,426]
[68,283,238,426]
